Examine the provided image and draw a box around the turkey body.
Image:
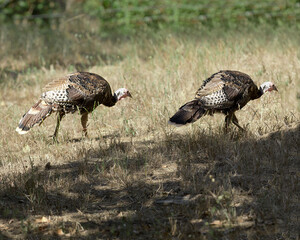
[41,72,118,113]
[169,70,272,131]
[16,72,129,139]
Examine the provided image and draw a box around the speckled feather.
[41,72,116,113]
[195,70,260,110]
[169,70,262,126]
[16,72,118,134]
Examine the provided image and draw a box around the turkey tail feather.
[168,100,206,126]
[16,100,52,134]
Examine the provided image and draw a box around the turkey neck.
[102,92,118,107]
[250,85,264,100]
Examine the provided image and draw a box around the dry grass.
[0,27,299,239]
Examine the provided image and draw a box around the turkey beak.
[273,85,278,92]
[127,91,132,98]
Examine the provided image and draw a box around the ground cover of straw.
[0,29,299,239]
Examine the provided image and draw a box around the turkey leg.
[232,113,244,131]
[53,111,65,141]
[224,113,233,133]
[81,112,89,137]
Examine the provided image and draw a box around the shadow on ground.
[0,124,299,239]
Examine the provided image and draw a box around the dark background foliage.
[1,0,299,29]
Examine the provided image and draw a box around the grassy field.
[0,25,299,239]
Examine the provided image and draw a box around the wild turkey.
[16,72,132,140]
[169,70,278,131]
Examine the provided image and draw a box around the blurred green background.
[0,0,299,82]
[1,0,299,29]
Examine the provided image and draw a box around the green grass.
[0,23,299,239]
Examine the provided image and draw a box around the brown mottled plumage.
[16,72,132,140]
[169,70,278,131]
